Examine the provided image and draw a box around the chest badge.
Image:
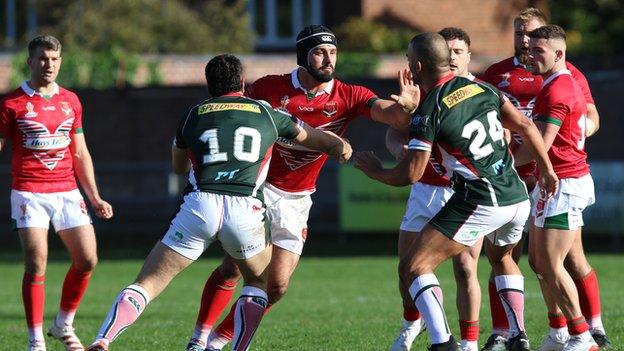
[60,101,73,116]
[322,101,338,117]
[498,73,511,88]
[24,102,38,118]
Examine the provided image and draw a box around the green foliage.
[10,48,142,90]
[336,52,380,79]
[37,0,253,54]
[550,0,624,55]
[335,17,416,53]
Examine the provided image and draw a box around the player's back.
[177,95,299,199]
[414,77,528,206]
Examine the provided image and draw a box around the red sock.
[60,265,92,313]
[567,316,590,336]
[489,281,509,332]
[403,304,421,321]
[573,270,601,321]
[22,273,45,329]
[548,312,567,328]
[459,320,480,341]
[196,269,238,329]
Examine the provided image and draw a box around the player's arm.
[385,125,409,161]
[370,69,420,129]
[294,123,352,163]
[71,133,113,219]
[585,103,599,137]
[171,142,190,174]
[499,100,558,196]
[354,149,430,186]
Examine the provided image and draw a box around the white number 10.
[198,127,261,164]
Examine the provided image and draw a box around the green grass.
[0,255,622,350]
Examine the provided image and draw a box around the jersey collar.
[221,92,244,97]
[432,72,455,89]
[542,69,571,87]
[291,68,334,97]
[513,56,527,68]
[466,72,476,81]
[20,81,60,98]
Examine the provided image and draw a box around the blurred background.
[0,0,622,254]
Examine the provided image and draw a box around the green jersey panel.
[175,96,300,199]
[408,77,527,206]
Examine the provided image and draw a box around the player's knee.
[24,252,47,276]
[218,259,242,281]
[74,255,98,271]
[267,281,289,303]
[563,255,591,278]
[453,257,477,281]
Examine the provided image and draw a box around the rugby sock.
[231,286,268,351]
[459,320,479,343]
[548,312,569,341]
[403,303,421,322]
[567,316,590,336]
[488,280,509,336]
[409,274,451,344]
[56,265,92,327]
[495,275,525,337]
[191,269,238,343]
[94,284,150,344]
[207,301,273,350]
[573,270,604,331]
[22,273,45,341]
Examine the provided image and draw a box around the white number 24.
[461,111,505,160]
[198,127,261,164]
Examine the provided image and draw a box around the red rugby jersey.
[481,57,593,178]
[532,70,590,178]
[0,82,83,192]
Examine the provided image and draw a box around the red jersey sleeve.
[566,62,594,104]
[349,84,378,119]
[479,66,496,85]
[246,76,273,101]
[0,98,14,139]
[534,89,570,125]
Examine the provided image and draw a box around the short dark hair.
[204,54,243,97]
[28,35,61,58]
[409,32,450,74]
[438,27,471,47]
[514,7,548,26]
[529,24,566,41]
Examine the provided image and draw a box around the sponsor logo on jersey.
[42,106,56,111]
[298,106,314,112]
[322,101,338,117]
[442,84,485,108]
[518,77,534,82]
[198,102,261,115]
[17,118,74,170]
[411,114,430,126]
[498,73,511,88]
[24,102,38,118]
[60,102,73,116]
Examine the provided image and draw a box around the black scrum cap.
[296,25,337,70]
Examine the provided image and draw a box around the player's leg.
[401,224,465,350]
[564,230,610,348]
[46,224,98,351]
[452,238,482,351]
[19,227,49,351]
[532,226,597,350]
[187,256,241,351]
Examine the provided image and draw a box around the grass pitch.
[0,254,622,350]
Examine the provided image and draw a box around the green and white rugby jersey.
[408,75,528,206]
[175,94,301,200]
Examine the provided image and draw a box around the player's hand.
[390,68,420,113]
[539,169,558,199]
[91,198,114,219]
[335,137,352,164]
[353,151,383,179]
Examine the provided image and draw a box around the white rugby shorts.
[532,173,595,230]
[10,189,92,231]
[161,191,269,260]
[400,182,454,233]
[263,183,312,256]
